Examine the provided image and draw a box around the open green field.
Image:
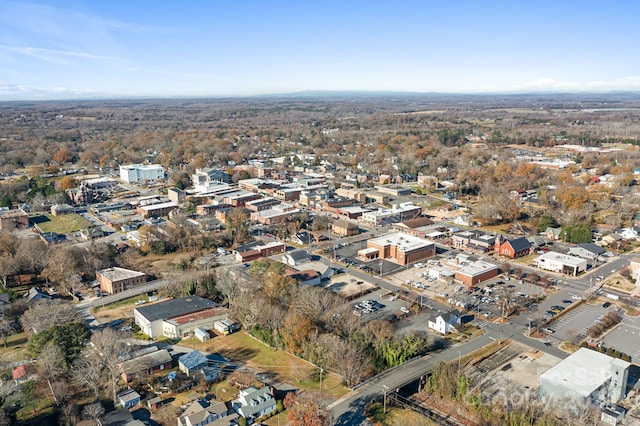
[368,402,437,426]
[0,331,28,362]
[31,213,90,234]
[188,331,349,399]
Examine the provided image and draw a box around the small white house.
[282,250,310,266]
[427,311,461,335]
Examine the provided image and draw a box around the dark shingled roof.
[135,296,216,322]
[506,237,532,252]
[578,243,606,255]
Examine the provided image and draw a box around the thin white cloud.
[0,44,123,64]
[0,84,99,98]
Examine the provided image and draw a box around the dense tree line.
[217,261,439,387]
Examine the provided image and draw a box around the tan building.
[331,220,360,237]
[0,208,29,230]
[358,232,435,265]
[136,201,179,218]
[96,267,147,294]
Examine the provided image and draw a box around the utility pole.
[319,367,323,396]
[382,385,389,413]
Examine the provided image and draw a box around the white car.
[483,311,492,318]
[400,306,410,314]
[571,295,581,300]
[388,295,398,301]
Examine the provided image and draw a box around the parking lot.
[543,302,613,342]
[386,261,546,321]
[330,241,414,276]
[349,291,410,322]
[602,314,640,361]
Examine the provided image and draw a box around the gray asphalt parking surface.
[544,302,612,342]
[602,315,640,360]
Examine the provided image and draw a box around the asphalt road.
[328,334,494,425]
[75,279,168,326]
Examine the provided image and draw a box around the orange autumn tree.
[282,312,315,355]
[284,392,331,426]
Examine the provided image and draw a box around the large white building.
[539,348,629,405]
[119,164,165,183]
[534,251,587,276]
[360,202,422,227]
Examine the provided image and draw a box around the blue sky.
[1,0,639,100]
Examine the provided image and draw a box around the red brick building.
[0,208,29,230]
[495,236,532,259]
[358,232,435,265]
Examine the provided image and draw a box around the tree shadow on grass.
[217,347,258,364]
[29,215,51,225]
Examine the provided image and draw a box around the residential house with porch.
[568,243,605,262]
[428,311,461,335]
[232,386,276,422]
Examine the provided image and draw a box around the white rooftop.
[369,232,434,252]
[540,348,629,398]
[536,251,586,266]
[138,201,178,211]
[456,260,498,276]
[97,267,145,282]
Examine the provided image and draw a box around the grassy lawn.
[262,410,288,425]
[92,295,146,313]
[368,402,437,426]
[188,331,349,399]
[0,331,28,362]
[604,275,635,293]
[31,213,90,233]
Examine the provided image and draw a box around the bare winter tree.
[38,343,67,406]
[0,317,16,348]
[72,355,103,401]
[20,300,81,335]
[82,401,105,424]
[215,269,242,310]
[0,257,17,289]
[88,327,132,404]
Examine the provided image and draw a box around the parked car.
[602,301,612,308]
[400,306,410,314]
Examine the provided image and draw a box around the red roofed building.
[13,365,29,383]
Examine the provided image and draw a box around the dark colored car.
[602,302,612,308]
